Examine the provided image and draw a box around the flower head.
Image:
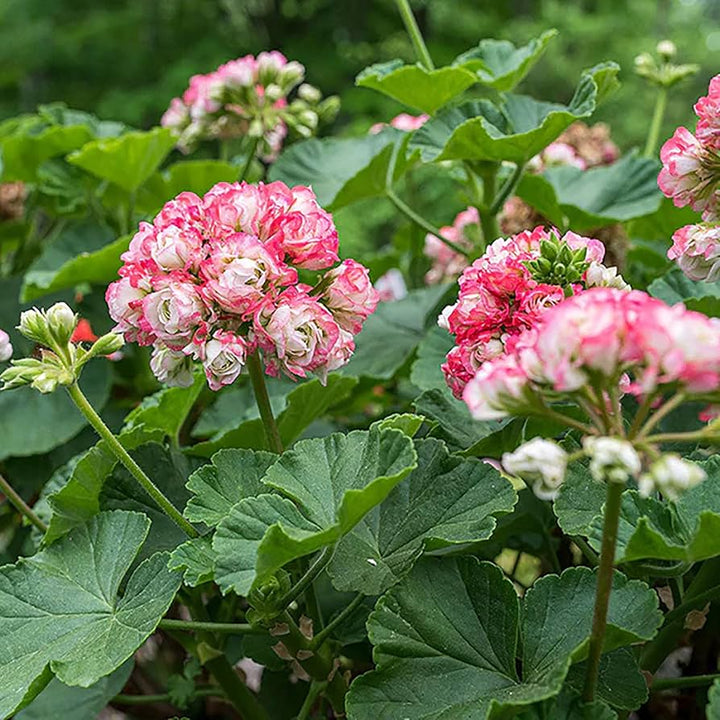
[668,223,720,282]
[583,436,641,484]
[638,454,706,501]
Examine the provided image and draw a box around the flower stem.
[386,188,469,256]
[0,473,47,533]
[204,654,270,720]
[113,687,223,705]
[478,165,500,244]
[394,0,434,70]
[644,429,719,445]
[297,680,328,720]
[583,480,625,703]
[159,619,264,635]
[239,136,260,182]
[488,162,525,216]
[246,351,284,454]
[652,673,720,692]
[636,392,685,439]
[311,593,365,650]
[66,382,198,538]
[644,86,668,158]
[278,546,333,610]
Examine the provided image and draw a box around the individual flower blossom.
[439,226,620,398]
[638,454,706,501]
[162,52,337,159]
[667,223,720,282]
[502,438,569,500]
[108,181,375,388]
[321,259,379,333]
[585,261,631,290]
[374,269,407,302]
[369,113,428,134]
[0,329,12,362]
[694,74,720,150]
[424,207,478,285]
[202,330,249,390]
[463,354,532,420]
[583,436,642,484]
[658,126,720,221]
[150,344,196,387]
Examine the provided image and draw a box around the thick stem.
[394,0,434,70]
[297,680,328,720]
[66,382,198,538]
[652,673,720,692]
[113,687,223,705]
[0,473,47,533]
[239,136,260,182]
[159,619,264,635]
[583,481,625,703]
[386,189,469,256]
[644,87,668,159]
[246,351,284,454]
[205,654,271,720]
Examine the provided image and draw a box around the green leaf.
[556,457,720,564]
[344,284,451,379]
[268,129,412,210]
[0,125,93,181]
[21,222,121,302]
[371,413,425,437]
[184,448,277,527]
[189,374,358,456]
[0,510,181,718]
[15,660,133,720]
[137,159,240,213]
[409,63,620,164]
[213,427,417,594]
[708,678,720,720]
[540,154,662,230]
[67,127,176,193]
[648,265,720,305]
[409,324,453,393]
[356,60,478,114]
[519,690,617,720]
[328,438,517,595]
[347,559,660,719]
[453,30,558,92]
[168,535,216,587]
[514,172,567,228]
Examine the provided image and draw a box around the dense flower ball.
[463,287,720,420]
[106,181,378,389]
[161,52,337,159]
[439,226,625,398]
[668,223,720,282]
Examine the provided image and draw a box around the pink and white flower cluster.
[659,74,720,220]
[161,52,332,160]
[369,113,429,135]
[668,223,720,282]
[106,181,378,390]
[439,226,617,398]
[424,207,478,285]
[464,287,720,420]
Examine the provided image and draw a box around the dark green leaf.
[328,438,516,595]
[0,511,181,717]
[168,535,216,587]
[648,266,720,306]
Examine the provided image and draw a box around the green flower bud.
[297,83,321,103]
[46,302,78,347]
[18,308,50,346]
[89,333,124,357]
[656,40,677,62]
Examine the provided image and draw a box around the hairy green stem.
[0,473,47,532]
[644,429,719,445]
[159,619,264,635]
[204,654,270,720]
[239,136,260,182]
[478,165,500,244]
[652,673,720,692]
[394,0,434,70]
[583,480,624,703]
[66,382,198,538]
[113,687,223,706]
[386,188,470,256]
[297,680,328,720]
[636,392,685,439]
[311,593,365,650]
[278,547,333,610]
[488,162,525,215]
[644,87,668,158]
[246,351,284,454]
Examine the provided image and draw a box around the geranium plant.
[0,2,719,719]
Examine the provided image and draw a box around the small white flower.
[585,262,631,291]
[638,454,706,501]
[502,438,568,500]
[150,344,195,387]
[583,436,641,483]
[0,330,12,362]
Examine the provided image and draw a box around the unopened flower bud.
[89,332,125,358]
[298,83,321,103]
[264,83,284,103]
[46,302,78,346]
[0,330,12,362]
[656,40,677,62]
[638,454,705,501]
[585,262,631,290]
[583,436,641,483]
[317,96,340,123]
[278,61,305,90]
[502,438,568,500]
[18,308,50,345]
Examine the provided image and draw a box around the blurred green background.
[2,0,718,150]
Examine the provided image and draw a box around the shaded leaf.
[168,535,216,587]
[648,265,720,306]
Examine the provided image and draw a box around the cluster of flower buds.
[463,286,720,420]
[162,52,339,159]
[502,434,707,503]
[662,74,720,282]
[635,40,699,89]
[369,113,428,135]
[106,181,379,390]
[0,303,123,394]
[438,227,629,398]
